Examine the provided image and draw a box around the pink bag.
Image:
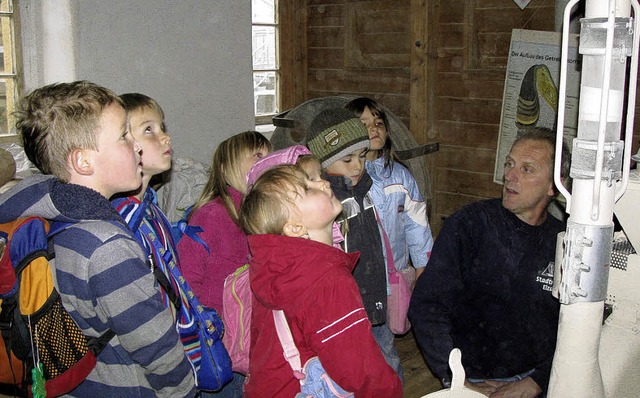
[375,210,416,335]
[222,264,252,375]
[386,267,416,335]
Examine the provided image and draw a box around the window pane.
[252,0,275,24]
[254,71,277,116]
[0,9,16,135]
[252,26,276,70]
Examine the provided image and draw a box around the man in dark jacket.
[409,128,570,398]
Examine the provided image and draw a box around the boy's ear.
[70,148,94,176]
[282,222,306,238]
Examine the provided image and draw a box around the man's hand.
[464,377,542,398]
[488,377,542,398]
[464,379,503,396]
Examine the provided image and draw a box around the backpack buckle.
[0,299,16,330]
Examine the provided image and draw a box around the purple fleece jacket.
[177,187,250,312]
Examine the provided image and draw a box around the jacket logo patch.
[536,261,554,292]
[323,129,340,146]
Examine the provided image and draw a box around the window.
[252,0,278,124]
[0,0,18,137]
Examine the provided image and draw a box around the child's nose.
[134,139,142,153]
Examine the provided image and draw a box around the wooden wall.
[282,0,640,235]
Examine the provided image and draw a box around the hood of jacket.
[248,234,359,311]
[0,174,126,226]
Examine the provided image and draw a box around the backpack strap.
[171,205,210,254]
[136,206,224,341]
[135,208,184,313]
[273,310,306,381]
[150,257,182,311]
[86,329,116,355]
[41,221,117,357]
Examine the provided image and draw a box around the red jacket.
[245,234,403,398]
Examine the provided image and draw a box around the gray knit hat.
[307,108,369,169]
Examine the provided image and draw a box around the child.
[112,93,183,315]
[344,96,432,280]
[245,145,344,248]
[0,81,195,397]
[177,130,271,312]
[177,130,271,396]
[240,165,403,398]
[307,107,434,382]
[345,96,399,163]
[111,93,237,393]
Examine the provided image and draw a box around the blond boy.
[0,81,195,397]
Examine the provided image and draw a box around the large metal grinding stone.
[0,148,16,186]
[270,95,433,202]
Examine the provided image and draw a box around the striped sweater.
[0,175,195,397]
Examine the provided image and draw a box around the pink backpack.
[222,264,252,375]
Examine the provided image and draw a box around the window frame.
[0,0,20,141]
[252,0,279,125]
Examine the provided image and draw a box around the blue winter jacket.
[365,157,434,272]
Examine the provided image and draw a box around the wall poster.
[494,29,581,184]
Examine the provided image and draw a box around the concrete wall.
[19,0,255,164]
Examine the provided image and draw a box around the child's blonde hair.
[240,165,308,235]
[120,93,166,132]
[16,80,123,182]
[295,154,318,174]
[191,130,272,224]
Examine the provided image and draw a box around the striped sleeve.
[53,223,195,397]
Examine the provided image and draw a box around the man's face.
[502,139,555,225]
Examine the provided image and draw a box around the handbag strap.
[372,207,398,274]
[273,310,306,381]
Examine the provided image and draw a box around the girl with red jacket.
[240,165,403,398]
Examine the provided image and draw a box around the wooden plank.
[438,23,464,49]
[435,97,503,124]
[477,32,512,57]
[435,192,488,217]
[434,120,499,149]
[307,4,345,27]
[476,0,551,7]
[307,26,344,48]
[279,0,308,111]
[357,32,411,54]
[307,48,345,68]
[435,145,498,173]
[306,69,410,93]
[345,2,411,68]
[435,73,505,99]
[434,168,502,198]
[354,9,410,34]
[435,48,466,72]
[438,0,465,24]
[473,7,555,33]
[396,333,442,397]
[410,0,432,142]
